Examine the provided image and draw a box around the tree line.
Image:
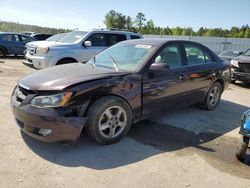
[104,10,250,38]
[1,10,250,38]
[0,21,71,35]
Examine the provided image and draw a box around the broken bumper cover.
[11,104,87,143]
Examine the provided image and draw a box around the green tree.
[172,27,183,35]
[135,12,146,29]
[244,29,250,38]
[146,19,155,34]
[104,10,128,29]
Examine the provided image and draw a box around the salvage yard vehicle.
[230,48,250,83]
[31,33,52,41]
[11,39,231,144]
[218,50,241,62]
[0,32,36,57]
[23,29,143,69]
[236,110,250,162]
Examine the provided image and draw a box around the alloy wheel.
[208,85,220,107]
[98,106,127,138]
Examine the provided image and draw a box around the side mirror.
[84,41,92,47]
[238,51,243,55]
[149,63,169,72]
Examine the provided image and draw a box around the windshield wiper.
[108,55,119,71]
[92,56,96,68]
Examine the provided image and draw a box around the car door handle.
[178,74,185,80]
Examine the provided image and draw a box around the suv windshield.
[58,31,87,43]
[243,49,250,56]
[86,42,155,72]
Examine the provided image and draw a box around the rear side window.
[20,35,33,43]
[184,44,206,65]
[2,34,20,42]
[204,50,214,62]
[130,35,141,39]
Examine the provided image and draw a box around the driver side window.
[153,43,182,69]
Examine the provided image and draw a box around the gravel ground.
[0,58,250,188]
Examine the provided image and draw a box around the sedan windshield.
[58,31,87,43]
[86,43,155,72]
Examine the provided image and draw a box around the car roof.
[119,38,204,46]
[0,32,22,35]
[75,29,142,36]
[0,32,34,36]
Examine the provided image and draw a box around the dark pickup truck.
[11,39,231,144]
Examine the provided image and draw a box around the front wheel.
[85,96,132,144]
[202,82,222,110]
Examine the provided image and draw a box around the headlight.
[36,47,50,54]
[30,92,72,108]
[230,60,239,67]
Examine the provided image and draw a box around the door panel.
[183,43,218,102]
[142,67,190,116]
[186,63,216,101]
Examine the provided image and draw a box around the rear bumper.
[11,100,87,143]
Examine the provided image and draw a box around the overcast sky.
[0,0,249,31]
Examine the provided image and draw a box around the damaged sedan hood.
[19,63,129,91]
[233,55,250,63]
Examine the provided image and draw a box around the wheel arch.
[214,78,225,91]
[56,57,78,65]
[85,93,133,117]
[206,78,225,94]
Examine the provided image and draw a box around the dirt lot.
[0,58,250,188]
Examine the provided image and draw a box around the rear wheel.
[85,96,132,144]
[202,82,222,110]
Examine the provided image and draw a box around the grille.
[28,45,37,55]
[239,63,250,73]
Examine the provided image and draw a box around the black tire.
[57,58,77,65]
[0,48,6,57]
[202,82,222,110]
[236,137,249,162]
[85,96,132,144]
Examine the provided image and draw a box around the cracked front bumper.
[11,102,87,143]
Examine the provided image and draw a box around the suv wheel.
[85,96,132,144]
[202,82,222,110]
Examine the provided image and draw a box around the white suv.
[23,29,143,69]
